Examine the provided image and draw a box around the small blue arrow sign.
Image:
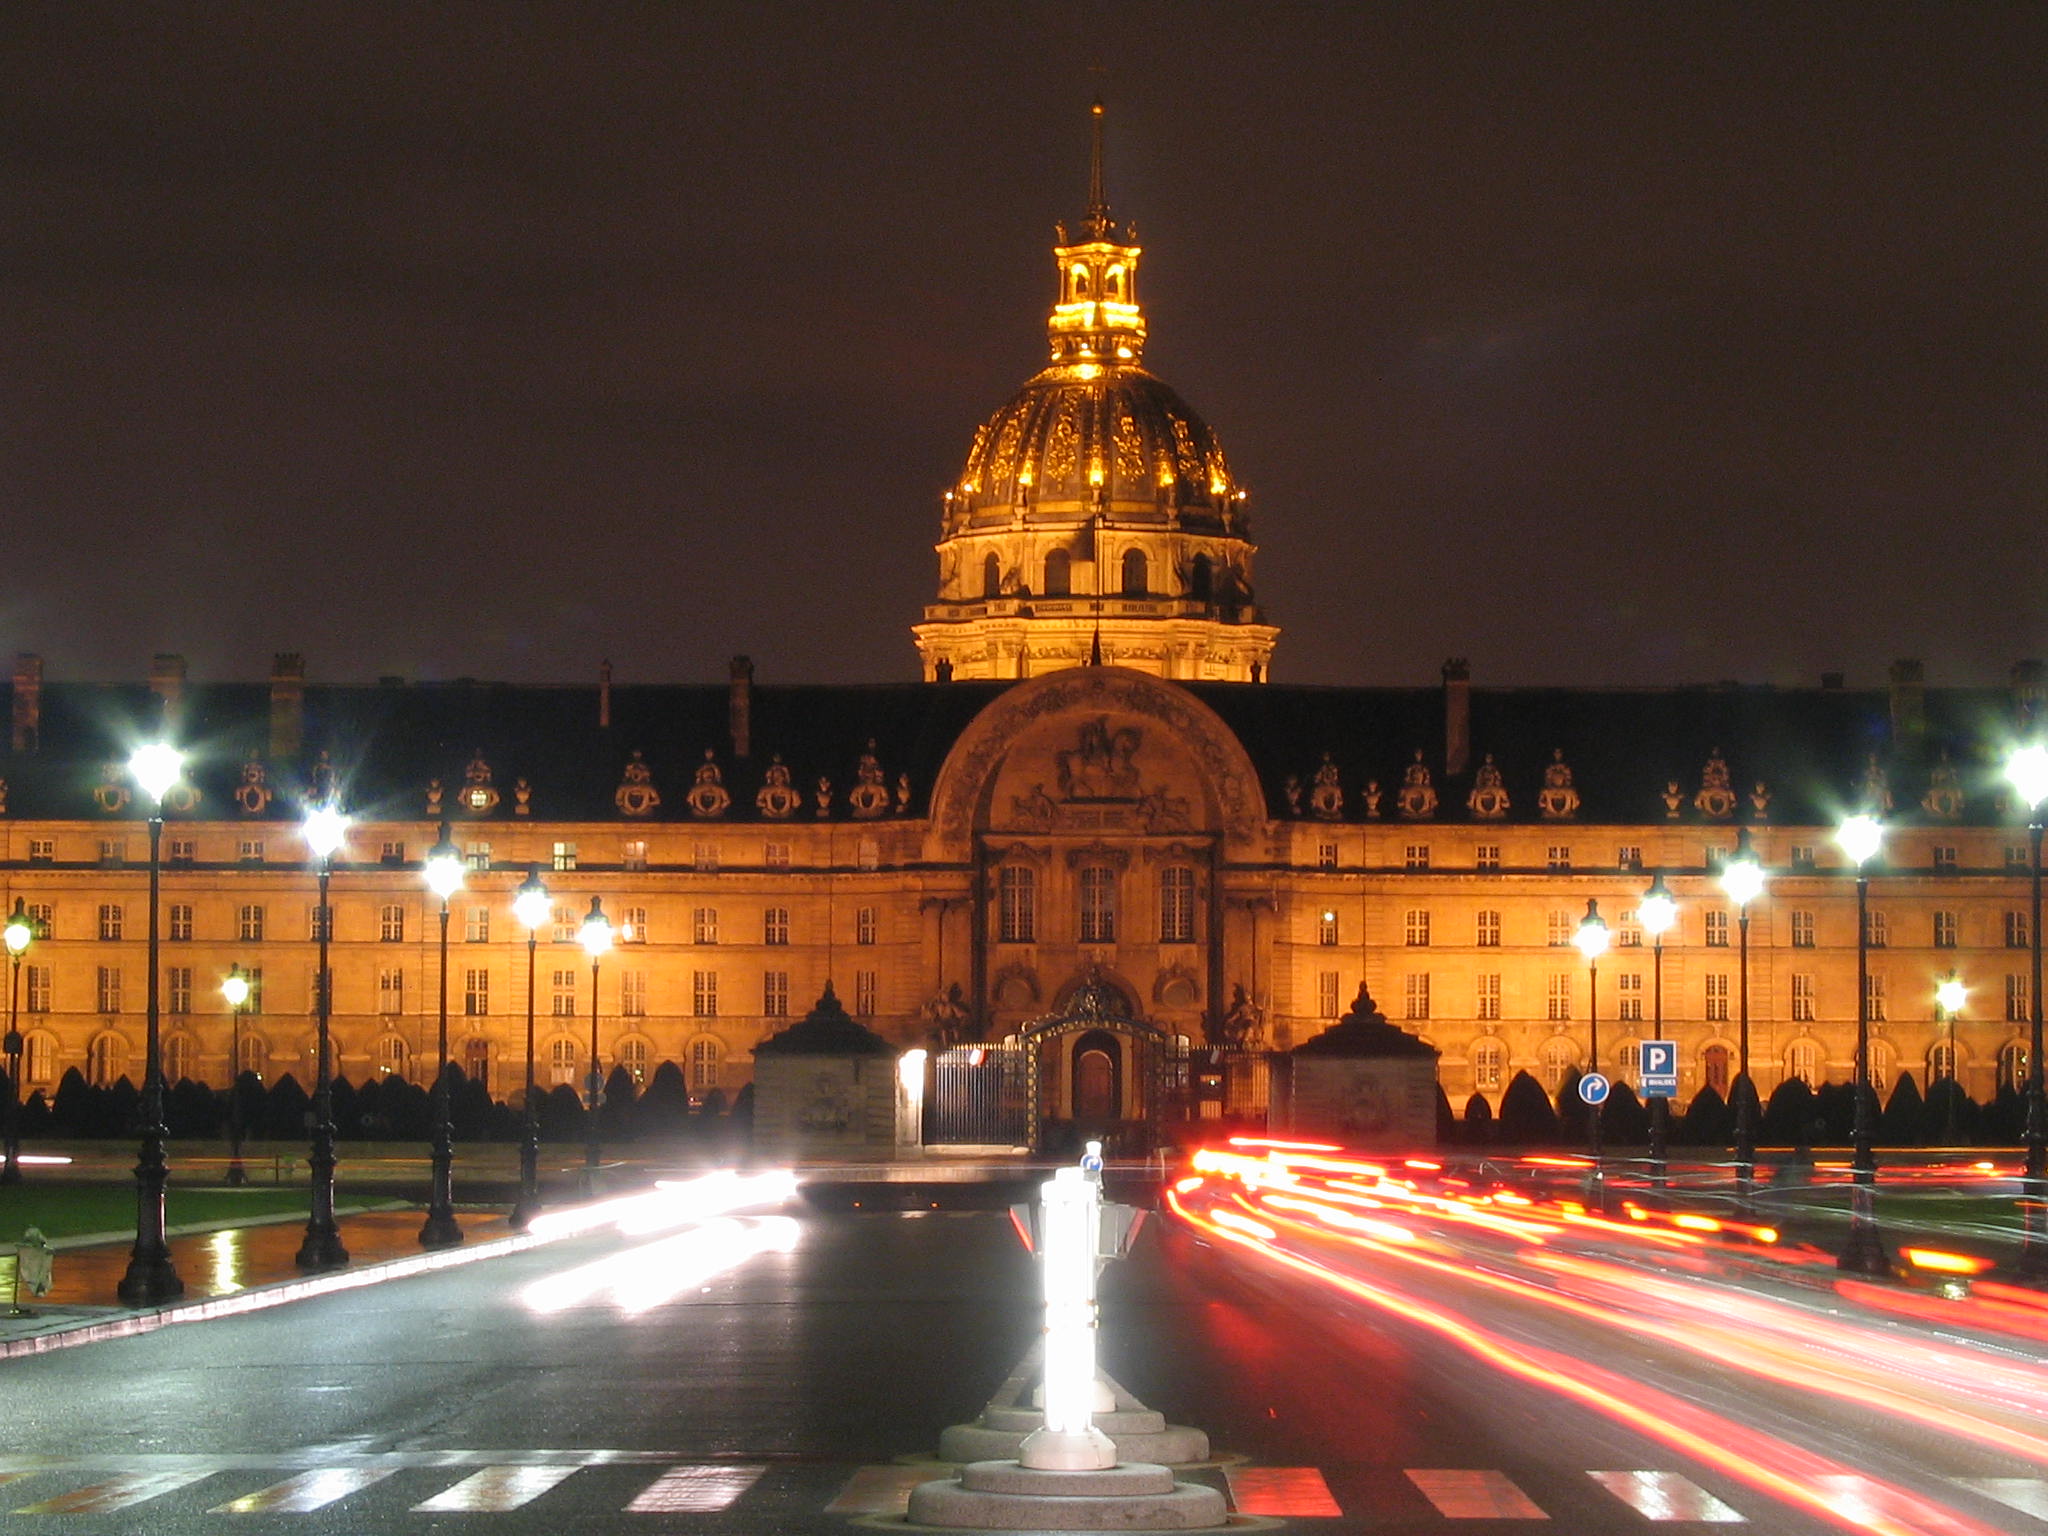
[1578,1072,1611,1106]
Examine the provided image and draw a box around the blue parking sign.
[1640,1039,1679,1099]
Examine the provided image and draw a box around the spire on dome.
[1086,98,1111,238]
[1047,98,1145,366]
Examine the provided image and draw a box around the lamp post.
[1573,899,1610,1180]
[3,899,35,1186]
[1935,973,1966,1149]
[220,965,251,1187]
[118,742,185,1304]
[1721,828,1767,1204]
[2006,743,2048,1276]
[419,823,465,1249]
[578,897,613,1181]
[1836,811,1890,1274]
[1639,873,1678,1188]
[295,803,350,1272]
[510,865,550,1229]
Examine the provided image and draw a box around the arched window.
[164,1033,195,1085]
[2002,1040,2030,1095]
[376,1035,409,1079]
[1159,867,1196,943]
[998,865,1036,944]
[689,1037,722,1094]
[619,1037,650,1083]
[1867,1039,1893,1097]
[1044,548,1071,597]
[983,553,1001,599]
[1120,548,1148,597]
[1787,1040,1821,1086]
[237,1032,267,1079]
[1538,1037,1578,1092]
[1079,867,1117,944]
[1618,1040,1641,1088]
[464,1038,490,1093]
[1104,265,1124,300]
[1928,1040,1958,1083]
[1471,1038,1504,1091]
[548,1038,579,1087]
[1702,1044,1730,1095]
[87,1033,127,1089]
[1071,264,1091,298]
[1189,553,1213,601]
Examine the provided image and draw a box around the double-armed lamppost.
[2,899,36,1185]
[295,803,350,1272]
[510,865,550,1228]
[1573,899,1610,1174]
[419,824,465,1249]
[1935,973,1967,1149]
[118,742,186,1304]
[1836,811,1891,1274]
[2007,743,2048,1275]
[578,897,613,1179]
[220,964,251,1187]
[1639,873,1679,1187]
[1721,829,1767,1202]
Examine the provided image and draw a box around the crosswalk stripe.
[1953,1478,2048,1521]
[626,1463,765,1513]
[411,1465,582,1513]
[1589,1471,1745,1522]
[1225,1465,1343,1517]
[1407,1469,1548,1519]
[209,1467,398,1513]
[13,1471,214,1515]
[826,1465,933,1514]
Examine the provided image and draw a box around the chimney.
[1887,658,1925,746]
[1441,657,1471,777]
[729,655,754,759]
[599,659,612,729]
[10,653,42,754]
[268,652,305,761]
[2015,659,2045,729]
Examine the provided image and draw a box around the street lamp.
[220,965,251,1187]
[1836,810,1890,1274]
[1573,898,1610,1173]
[2006,742,2048,1275]
[118,741,186,1303]
[419,823,465,1249]
[1935,973,1967,1149]
[1720,828,1767,1202]
[1638,872,1678,1188]
[295,802,350,1271]
[510,865,550,1229]
[578,896,613,1181]
[2,898,36,1185]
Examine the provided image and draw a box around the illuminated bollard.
[1019,1166,1118,1471]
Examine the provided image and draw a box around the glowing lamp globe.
[512,866,551,932]
[129,743,185,804]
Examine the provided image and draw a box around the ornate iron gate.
[927,1044,1028,1146]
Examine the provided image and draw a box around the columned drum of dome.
[913,103,1280,684]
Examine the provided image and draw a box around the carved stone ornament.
[235,754,273,816]
[1309,753,1345,820]
[1211,982,1265,1051]
[1694,748,1737,820]
[1922,751,1964,821]
[993,961,1039,1011]
[514,777,533,817]
[161,781,201,815]
[1537,748,1580,821]
[93,764,132,815]
[1009,784,1056,830]
[0,778,7,816]
[814,776,833,817]
[755,755,800,820]
[1282,774,1302,817]
[1466,753,1510,820]
[1857,753,1894,814]
[849,739,890,820]
[918,983,972,1046]
[1662,780,1684,819]
[1396,750,1437,820]
[307,749,336,805]
[461,751,500,815]
[1153,963,1201,1009]
[895,772,912,814]
[1057,717,1144,800]
[1363,779,1382,818]
[686,750,731,819]
[425,778,444,818]
[1750,780,1772,819]
[614,751,661,818]
[1134,784,1192,833]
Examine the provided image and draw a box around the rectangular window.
[2008,911,2032,949]
[623,840,648,872]
[1791,910,1816,948]
[466,840,491,871]
[1316,841,1338,871]
[464,969,489,1016]
[378,967,403,1014]
[1472,1039,1504,1090]
[466,907,490,943]
[1934,911,1959,948]
[379,904,405,942]
[167,965,192,1015]
[856,906,878,945]
[692,907,719,945]
[27,903,52,941]
[1404,844,1430,871]
[1403,973,1430,1021]
[855,969,877,1016]
[1316,971,1339,1019]
[1705,972,1729,1022]
[1546,973,1571,1022]
[552,904,577,944]
[168,903,193,942]
[1617,845,1642,871]
[552,841,577,872]
[1161,868,1196,943]
[1078,867,1116,944]
[1475,973,1501,1021]
[857,839,880,872]
[1476,844,1501,872]
[764,970,789,1016]
[1865,973,1887,1022]
[2011,974,2031,1023]
[693,970,718,1018]
[763,907,790,946]
[1933,844,1958,871]
[25,965,51,1014]
[1615,911,1642,948]
[551,969,578,1017]
[1792,973,1815,1022]
[380,840,406,865]
[998,865,1036,943]
[1790,844,1816,870]
[2011,845,2032,871]
[1315,910,1339,947]
[27,838,53,863]
[694,842,718,873]
[168,837,195,865]
[1866,910,1889,948]
[621,906,648,943]
[1618,973,1643,1022]
[1705,910,1729,948]
[1475,910,1501,947]
[1546,910,1574,947]
[237,838,263,864]
[237,904,264,942]
[244,967,264,1015]
[1404,909,1431,947]
[98,904,124,942]
[1546,845,1571,872]
[97,965,122,1014]
[765,842,791,871]
[621,970,647,1018]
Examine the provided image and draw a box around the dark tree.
[600,1065,637,1142]
[50,1068,93,1136]
[1679,1085,1729,1147]
[1879,1074,1925,1146]
[263,1073,311,1139]
[1760,1077,1814,1147]
[1461,1093,1494,1147]
[540,1083,585,1141]
[637,1060,693,1136]
[1602,1082,1648,1145]
[1434,1082,1456,1144]
[1922,1075,1975,1145]
[1497,1070,1560,1145]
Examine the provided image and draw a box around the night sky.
[4,3,2044,694]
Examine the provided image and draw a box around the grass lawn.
[0,1184,366,1242]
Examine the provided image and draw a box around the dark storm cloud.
[1,2,2042,690]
